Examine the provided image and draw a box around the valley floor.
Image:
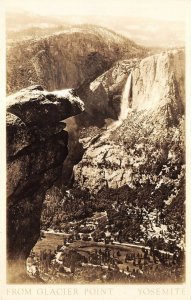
[27,230,184,284]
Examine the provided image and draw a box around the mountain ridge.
[7,24,148,95]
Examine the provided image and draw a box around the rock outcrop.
[74,49,185,192]
[6,85,84,282]
[7,25,147,95]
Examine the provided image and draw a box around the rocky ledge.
[6,85,84,283]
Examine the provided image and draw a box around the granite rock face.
[6,85,84,282]
[77,50,184,120]
[132,50,184,111]
[74,50,185,192]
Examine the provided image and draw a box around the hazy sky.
[6,0,188,21]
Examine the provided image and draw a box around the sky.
[6,0,188,21]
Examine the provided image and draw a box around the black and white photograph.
[2,0,191,294]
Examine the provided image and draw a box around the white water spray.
[119,72,132,121]
[97,72,133,142]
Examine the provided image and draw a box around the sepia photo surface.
[1,0,191,298]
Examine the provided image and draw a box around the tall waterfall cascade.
[119,72,132,121]
[98,72,133,142]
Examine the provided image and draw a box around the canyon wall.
[132,49,184,111]
[77,49,184,120]
[74,50,185,192]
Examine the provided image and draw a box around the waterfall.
[98,72,132,142]
[119,72,132,121]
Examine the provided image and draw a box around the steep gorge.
[6,26,149,191]
[39,48,185,271]
[6,28,144,281]
[6,23,185,283]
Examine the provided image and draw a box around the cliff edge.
[6,85,84,283]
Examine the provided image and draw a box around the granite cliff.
[74,49,185,192]
[6,85,84,282]
[77,49,184,120]
[132,49,184,110]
